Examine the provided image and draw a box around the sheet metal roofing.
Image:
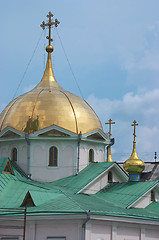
[97,181,158,208]
[0,159,159,221]
[50,162,114,193]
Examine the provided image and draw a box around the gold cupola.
[123,120,145,181]
[0,12,103,134]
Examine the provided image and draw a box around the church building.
[0,12,159,240]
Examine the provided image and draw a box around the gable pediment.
[39,129,70,137]
[2,159,14,175]
[0,130,21,138]
[21,191,35,207]
[78,163,128,194]
[87,132,106,140]
[83,129,110,142]
[128,183,159,209]
[30,124,77,137]
[0,127,24,138]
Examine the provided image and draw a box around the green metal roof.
[50,162,114,193]
[0,158,10,173]
[0,159,158,221]
[20,192,159,220]
[146,202,159,213]
[97,181,158,208]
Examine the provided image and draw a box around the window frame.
[89,148,94,163]
[108,171,113,183]
[48,146,59,167]
[11,147,18,162]
[151,190,155,202]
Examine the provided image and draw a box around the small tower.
[123,120,145,181]
[105,118,115,162]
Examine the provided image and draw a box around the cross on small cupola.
[105,118,115,139]
[105,118,115,162]
[40,11,60,52]
[131,120,138,142]
[123,120,145,181]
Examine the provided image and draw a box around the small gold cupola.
[123,120,145,181]
[105,118,115,162]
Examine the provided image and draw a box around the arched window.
[151,190,155,202]
[108,171,113,183]
[89,149,94,163]
[11,148,17,161]
[49,146,58,167]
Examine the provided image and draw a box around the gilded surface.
[0,12,103,134]
[107,146,113,162]
[123,121,145,173]
[0,52,103,134]
[123,141,145,173]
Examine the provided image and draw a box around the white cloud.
[121,22,159,71]
[87,88,159,162]
[115,21,159,92]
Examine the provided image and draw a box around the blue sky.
[1,0,159,162]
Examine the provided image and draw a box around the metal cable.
[56,28,84,99]
[12,32,43,101]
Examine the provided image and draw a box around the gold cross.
[40,11,60,46]
[131,120,138,141]
[105,118,115,139]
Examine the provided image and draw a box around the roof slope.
[146,202,159,213]
[0,161,158,221]
[0,158,10,173]
[50,162,114,193]
[97,181,158,208]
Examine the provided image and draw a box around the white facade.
[0,216,159,240]
[0,126,109,182]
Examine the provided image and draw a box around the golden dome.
[123,141,145,173]
[0,50,103,134]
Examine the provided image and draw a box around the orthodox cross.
[105,118,115,139]
[40,11,60,45]
[131,120,138,141]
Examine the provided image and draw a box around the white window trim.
[11,146,18,162]
[88,148,94,163]
[47,145,59,169]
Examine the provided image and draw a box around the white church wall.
[35,220,81,240]
[85,220,159,240]
[0,218,159,240]
[0,142,9,157]
[82,168,122,194]
[30,139,76,182]
[133,186,159,208]
[82,172,109,194]
[117,226,140,240]
[112,169,123,182]
[145,228,159,240]
[0,140,28,172]
[154,187,159,201]
[0,146,7,157]
[79,142,105,171]
[90,222,111,240]
[79,145,88,171]
[133,192,151,208]
[18,144,27,173]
